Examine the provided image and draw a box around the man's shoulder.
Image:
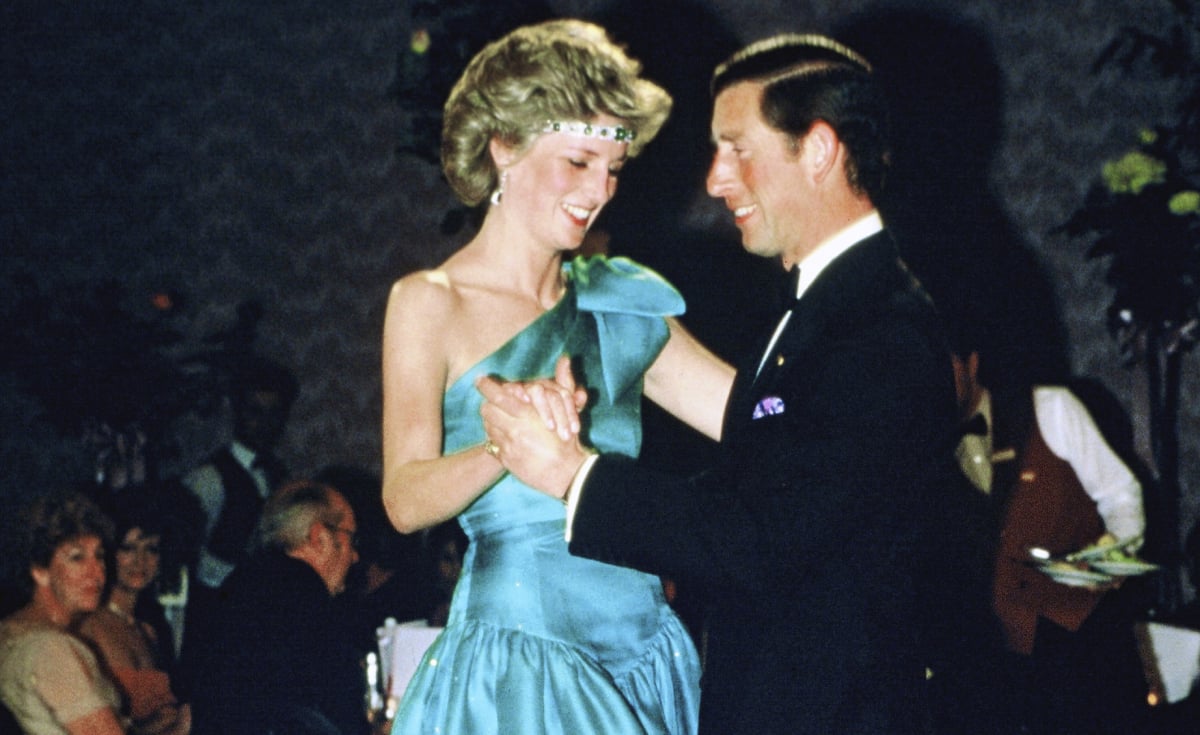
[219,553,325,605]
[811,231,926,314]
[1030,384,1089,425]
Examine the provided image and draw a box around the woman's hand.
[477,356,592,499]
[489,355,587,440]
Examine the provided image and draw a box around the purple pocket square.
[752,395,785,419]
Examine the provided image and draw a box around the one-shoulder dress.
[390,256,701,735]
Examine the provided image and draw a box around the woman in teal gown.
[381,20,734,735]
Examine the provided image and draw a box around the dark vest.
[991,407,1105,655]
[204,449,271,570]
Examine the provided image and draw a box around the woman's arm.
[64,707,126,735]
[644,317,735,441]
[127,702,190,735]
[381,273,505,534]
[77,615,135,671]
[77,616,188,735]
[28,633,127,735]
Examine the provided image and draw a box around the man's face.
[234,388,288,452]
[317,494,359,595]
[707,81,812,265]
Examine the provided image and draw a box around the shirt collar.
[230,440,258,470]
[793,210,884,300]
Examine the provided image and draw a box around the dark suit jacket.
[189,552,369,735]
[570,232,959,734]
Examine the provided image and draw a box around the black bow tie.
[959,413,988,437]
[776,266,801,310]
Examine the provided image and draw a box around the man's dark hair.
[711,33,891,202]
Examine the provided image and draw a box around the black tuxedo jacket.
[570,232,959,734]
[189,552,370,735]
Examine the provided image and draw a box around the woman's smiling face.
[34,535,107,616]
[115,527,161,595]
[497,115,630,252]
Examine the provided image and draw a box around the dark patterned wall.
[3,1,1196,574]
[3,0,457,491]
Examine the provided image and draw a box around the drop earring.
[490,171,507,206]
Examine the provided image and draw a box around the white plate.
[1089,559,1159,576]
[1040,566,1114,587]
[1065,538,1124,562]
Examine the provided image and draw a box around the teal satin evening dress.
[390,256,701,735]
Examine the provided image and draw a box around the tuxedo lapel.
[724,232,902,438]
[755,296,823,383]
[724,306,805,436]
[724,340,772,437]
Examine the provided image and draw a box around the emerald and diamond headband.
[491,120,639,206]
[541,120,636,142]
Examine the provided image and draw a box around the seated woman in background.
[79,489,191,735]
[0,492,126,735]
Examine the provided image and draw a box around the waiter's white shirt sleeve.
[1034,385,1145,543]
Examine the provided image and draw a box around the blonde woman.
[382,19,732,735]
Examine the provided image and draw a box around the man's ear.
[802,121,840,184]
[306,521,327,550]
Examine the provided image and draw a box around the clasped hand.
[476,355,592,500]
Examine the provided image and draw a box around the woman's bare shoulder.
[76,611,120,649]
[76,610,110,638]
[389,268,455,305]
[385,268,461,329]
[78,611,143,669]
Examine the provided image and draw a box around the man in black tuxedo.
[479,34,958,734]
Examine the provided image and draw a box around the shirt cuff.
[564,453,600,543]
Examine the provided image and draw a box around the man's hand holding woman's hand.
[477,355,592,500]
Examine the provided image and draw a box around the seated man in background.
[189,479,368,735]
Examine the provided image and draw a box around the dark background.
[2,1,1195,596]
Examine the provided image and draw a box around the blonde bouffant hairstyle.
[441,19,673,206]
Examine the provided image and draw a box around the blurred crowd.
[0,357,463,735]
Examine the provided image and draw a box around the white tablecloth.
[378,619,443,701]
[1136,621,1200,704]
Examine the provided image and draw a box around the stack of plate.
[1088,558,1160,576]
[1038,563,1116,588]
[1030,537,1159,587]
